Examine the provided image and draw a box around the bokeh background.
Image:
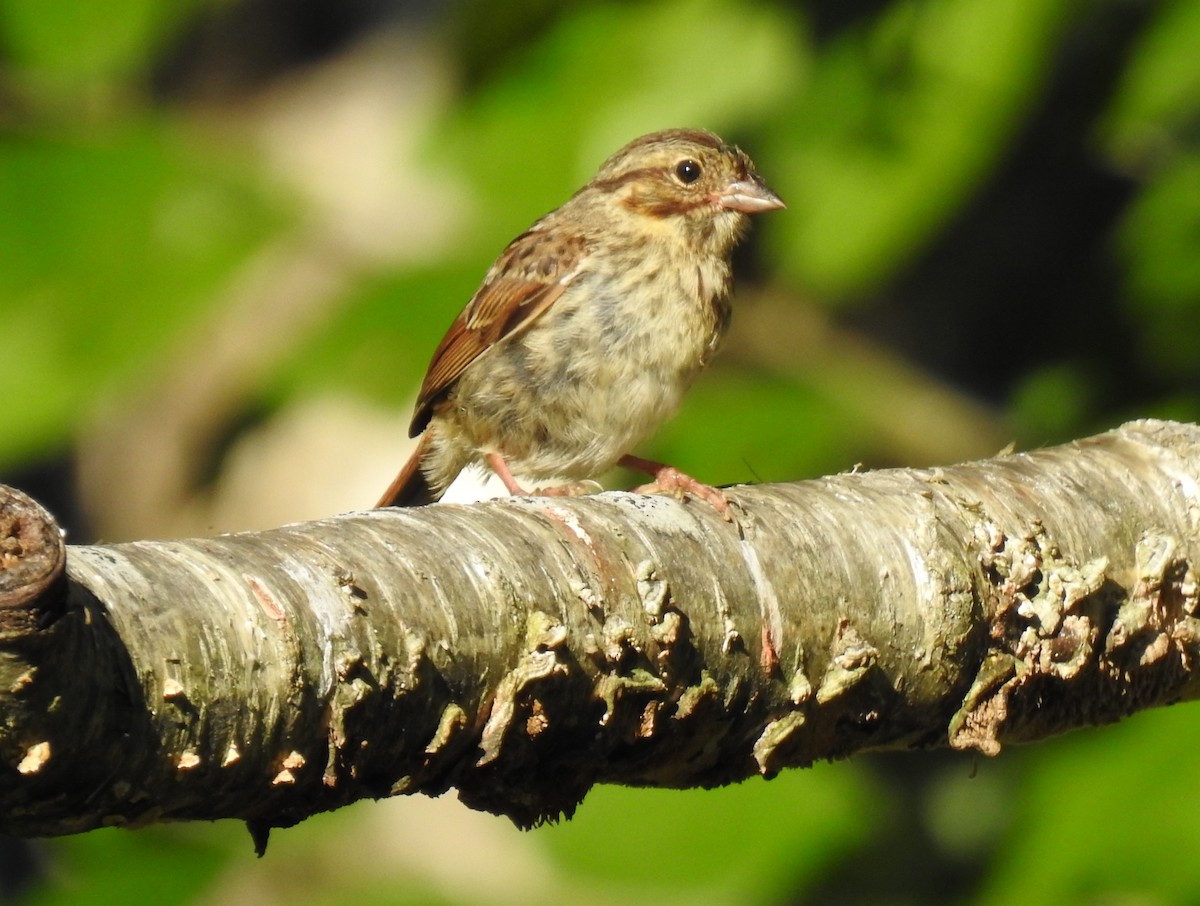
[3,0,1200,903]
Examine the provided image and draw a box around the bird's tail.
[375,433,439,507]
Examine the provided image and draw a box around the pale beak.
[716,179,786,214]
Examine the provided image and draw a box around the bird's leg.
[485,452,600,498]
[485,451,529,495]
[619,454,732,520]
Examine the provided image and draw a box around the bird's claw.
[632,466,733,522]
[533,479,604,498]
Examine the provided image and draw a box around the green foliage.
[1103,1,1200,386]
[1119,156,1200,379]
[1102,0,1200,162]
[262,262,488,407]
[978,707,1200,905]
[538,765,873,901]
[768,0,1073,296]
[0,126,287,466]
[1009,362,1098,445]
[21,824,233,906]
[645,367,874,485]
[0,0,203,85]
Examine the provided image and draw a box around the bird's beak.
[716,179,786,214]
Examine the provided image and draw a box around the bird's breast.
[444,246,731,479]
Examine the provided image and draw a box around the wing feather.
[409,225,588,437]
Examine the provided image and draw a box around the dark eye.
[675,159,702,184]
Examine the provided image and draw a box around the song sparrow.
[376,128,783,514]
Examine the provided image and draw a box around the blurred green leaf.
[978,706,1200,905]
[25,825,233,906]
[537,765,873,902]
[0,125,289,467]
[1118,153,1200,381]
[1009,362,1097,445]
[0,0,204,84]
[1102,0,1200,168]
[1122,155,1200,295]
[640,366,874,486]
[768,0,1073,297]
[263,262,487,408]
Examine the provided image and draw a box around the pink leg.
[619,454,732,520]
[485,452,600,498]
[485,451,528,495]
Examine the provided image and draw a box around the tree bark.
[3,419,1200,846]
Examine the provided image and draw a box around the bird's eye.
[675,159,702,184]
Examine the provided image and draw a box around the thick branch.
[3,419,1200,840]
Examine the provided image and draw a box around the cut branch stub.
[0,486,66,632]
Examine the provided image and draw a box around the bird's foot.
[533,480,604,497]
[620,455,732,521]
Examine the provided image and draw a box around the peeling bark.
[3,419,1200,841]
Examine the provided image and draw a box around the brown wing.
[408,225,588,436]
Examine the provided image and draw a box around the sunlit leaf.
[0,0,205,83]
[767,0,1074,297]
[0,125,289,467]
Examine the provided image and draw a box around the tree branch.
[3,420,1200,845]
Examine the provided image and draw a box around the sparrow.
[375,128,783,514]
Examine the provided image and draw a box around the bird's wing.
[409,225,588,437]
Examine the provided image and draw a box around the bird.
[375,128,783,514]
